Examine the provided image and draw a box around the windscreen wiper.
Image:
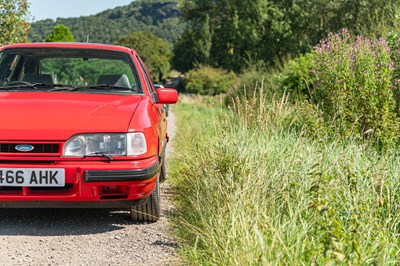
[72,84,133,91]
[84,152,114,161]
[0,83,43,90]
[0,83,69,90]
[49,84,132,92]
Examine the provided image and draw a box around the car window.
[40,57,136,87]
[136,55,158,102]
[0,54,24,83]
[0,48,142,94]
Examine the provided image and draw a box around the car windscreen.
[0,48,142,94]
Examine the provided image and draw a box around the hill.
[28,0,185,44]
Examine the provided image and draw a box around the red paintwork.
[0,92,143,140]
[0,42,136,54]
[156,88,179,104]
[0,42,178,206]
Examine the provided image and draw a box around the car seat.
[22,74,54,84]
[97,74,131,88]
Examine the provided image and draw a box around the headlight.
[63,133,147,157]
[127,132,147,155]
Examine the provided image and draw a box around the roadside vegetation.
[169,2,400,264]
[171,93,400,264]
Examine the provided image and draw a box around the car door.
[135,55,167,157]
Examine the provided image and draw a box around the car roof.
[0,42,137,54]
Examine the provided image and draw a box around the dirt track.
[0,112,179,266]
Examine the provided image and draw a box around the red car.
[0,42,178,222]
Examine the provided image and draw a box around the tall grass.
[171,93,400,265]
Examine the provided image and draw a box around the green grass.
[170,95,400,265]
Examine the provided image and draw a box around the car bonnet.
[0,92,143,140]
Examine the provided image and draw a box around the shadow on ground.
[0,208,142,236]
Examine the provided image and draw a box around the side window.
[136,55,158,102]
[2,55,24,84]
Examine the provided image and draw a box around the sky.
[28,0,135,21]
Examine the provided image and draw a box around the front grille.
[0,184,74,194]
[29,184,73,192]
[0,144,59,154]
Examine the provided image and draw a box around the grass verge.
[170,95,400,265]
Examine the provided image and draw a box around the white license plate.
[0,168,65,187]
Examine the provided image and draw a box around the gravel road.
[0,112,179,266]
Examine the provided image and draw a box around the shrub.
[386,32,400,104]
[312,29,400,148]
[184,65,237,95]
[224,66,284,108]
[225,54,315,108]
[277,53,315,98]
[386,32,400,79]
[225,69,264,105]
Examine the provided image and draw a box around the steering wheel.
[5,80,31,86]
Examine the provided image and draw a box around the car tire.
[130,174,160,222]
[159,158,167,182]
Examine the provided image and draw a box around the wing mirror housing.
[156,88,178,104]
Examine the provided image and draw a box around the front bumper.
[0,156,159,208]
[85,162,159,182]
[0,199,149,208]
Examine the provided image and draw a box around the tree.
[177,0,400,72]
[45,24,76,42]
[172,14,212,72]
[0,0,30,45]
[116,31,173,82]
[175,0,272,72]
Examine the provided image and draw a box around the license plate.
[0,168,65,187]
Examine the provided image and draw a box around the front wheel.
[130,174,160,222]
[159,157,167,182]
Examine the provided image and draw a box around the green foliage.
[177,0,400,72]
[312,29,400,147]
[386,32,400,82]
[176,0,268,72]
[228,84,326,139]
[225,52,314,106]
[41,57,135,86]
[171,95,400,265]
[172,14,212,72]
[226,53,315,108]
[277,53,315,97]
[0,0,30,45]
[44,24,75,42]
[184,65,237,95]
[29,0,184,45]
[115,31,172,82]
[224,68,277,108]
[225,30,400,148]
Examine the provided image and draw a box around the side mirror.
[156,88,178,104]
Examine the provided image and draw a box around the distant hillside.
[29,0,185,44]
